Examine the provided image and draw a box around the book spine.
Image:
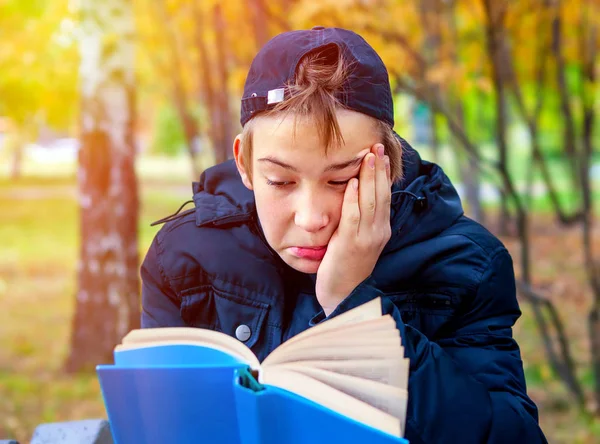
[233,368,263,444]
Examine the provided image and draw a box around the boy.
[141,27,547,443]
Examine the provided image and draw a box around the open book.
[115,298,409,439]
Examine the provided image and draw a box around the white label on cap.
[267,88,285,104]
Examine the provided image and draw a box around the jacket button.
[235,324,251,342]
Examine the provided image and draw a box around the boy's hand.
[315,143,392,316]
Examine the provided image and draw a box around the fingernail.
[377,144,384,159]
[368,155,375,169]
[384,156,390,170]
[352,178,359,190]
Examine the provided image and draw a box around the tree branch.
[516,280,586,406]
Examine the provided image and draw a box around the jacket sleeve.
[140,235,186,328]
[310,250,547,444]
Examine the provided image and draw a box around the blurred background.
[0,0,599,442]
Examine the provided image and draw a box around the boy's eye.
[266,179,292,188]
[329,180,350,186]
[266,179,352,188]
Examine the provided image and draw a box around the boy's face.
[234,109,380,274]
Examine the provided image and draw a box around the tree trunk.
[463,155,484,223]
[468,84,486,224]
[193,2,218,170]
[482,0,584,404]
[248,0,269,50]
[428,111,440,164]
[482,1,512,236]
[445,0,484,223]
[173,79,200,178]
[213,4,234,163]
[153,0,200,179]
[505,0,582,225]
[483,0,526,270]
[451,100,484,224]
[578,2,600,411]
[524,146,536,210]
[66,0,140,372]
[498,191,511,235]
[551,0,580,188]
[417,0,441,164]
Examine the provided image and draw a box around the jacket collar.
[383,136,464,253]
[192,160,255,227]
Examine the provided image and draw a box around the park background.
[1,0,599,442]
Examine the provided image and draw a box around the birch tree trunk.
[66,0,140,372]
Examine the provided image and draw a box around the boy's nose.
[294,196,329,233]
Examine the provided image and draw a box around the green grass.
[0,153,598,442]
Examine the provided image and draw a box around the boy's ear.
[233,134,253,190]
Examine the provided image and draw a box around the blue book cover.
[234,371,409,444]
[97,299,410,444]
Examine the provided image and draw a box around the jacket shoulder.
[152,212,281,298]
[440,215,508,259]
[435,216,516,305]
[379,215,510,297]
[151,212,210,289]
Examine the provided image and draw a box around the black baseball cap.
[240,26,394,128]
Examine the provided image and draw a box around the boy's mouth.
[289,246,327,261]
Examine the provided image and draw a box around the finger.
[358,152,377,231]
[385,153,391,184]
[375,150,391,229]
[339,178,360,236]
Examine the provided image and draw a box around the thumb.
[339,178,360,236]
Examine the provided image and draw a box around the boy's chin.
[281,253,321,274]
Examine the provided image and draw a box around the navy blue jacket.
[141,142,547,443]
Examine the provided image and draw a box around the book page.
[278,298,383,347]
[260,368,401,438]
[277,366,408,436]
[120,327,260,369]
[275,359,405,389]
[264,330,401,367]
[263,345,398,367]
[399,358,410,391]
[267,337,402,364]
[290,334,402,350]
[269,315,397,358]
